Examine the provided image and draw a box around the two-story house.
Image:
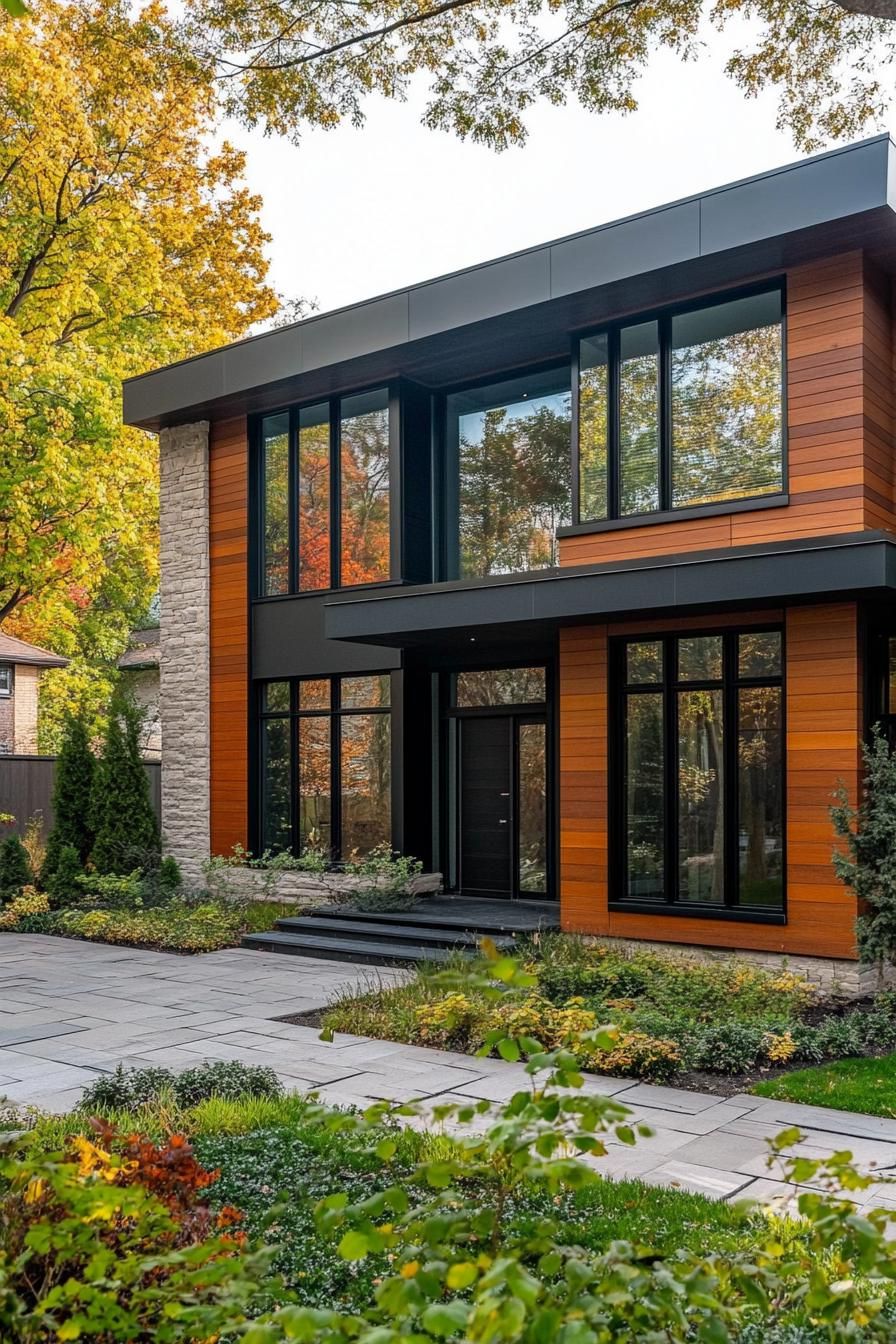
[125,135,896,983]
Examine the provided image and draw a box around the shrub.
[415,991,490,1050]
[76,867,144,909]
[45,842,83,908]
[588,1029,683,1081]
[812,1011,867,1060]
[77,1060,283,1114]
[42,712,94,881]
[832,725,896,971]
[687,1022,766,1074]
[0,833,31,902]
[91,688,160,874]
[341,845,424,914]
[0,886,49,929]
[159,853,182,892]
[78,1063,178,1112]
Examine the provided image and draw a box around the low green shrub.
[687,1022,767,1074]
[77,1060,283,1113]
[0,833,31,902]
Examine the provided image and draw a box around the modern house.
[125,135,896,984]
[0,631,68,756]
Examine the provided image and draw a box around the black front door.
[458,716,512,896]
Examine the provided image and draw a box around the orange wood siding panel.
[558,605,861,959]
[559,251,896,568]
[209,415,249,856]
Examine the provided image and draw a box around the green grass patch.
[752,1052,896,1117]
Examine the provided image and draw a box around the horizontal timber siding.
[558,604,861,959]
[209,415,249,856]
[560,251,896,567]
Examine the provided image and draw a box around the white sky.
[226,28,867,317]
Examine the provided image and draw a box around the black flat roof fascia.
[321,532,896,645]
[124,136,896,430]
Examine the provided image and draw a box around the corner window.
[577,287,784,523]
[258,673,391,859]
[445,367,571,578]
[0,665,11,696]
[616,628,784,914]
[258,388,392,596]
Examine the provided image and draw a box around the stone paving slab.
[3,934,896,1205]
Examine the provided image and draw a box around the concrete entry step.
[271,915,516,951]
[241,929,481,966]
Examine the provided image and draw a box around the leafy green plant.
[77,1060,283,1114]
[90,688,159,875]
[44,842,83,908]
[42,712,94,882]
[687,1022,767,1074]
[0,834,30,903]
[832,725,896,972]
[340,844,424,914]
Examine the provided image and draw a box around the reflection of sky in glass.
[459,389,570,445]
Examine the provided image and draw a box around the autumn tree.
[171,0,896,154]
[0,0,276,738]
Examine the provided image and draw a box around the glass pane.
[298,716,332,854]
[579,334,608,521]
[738,686,783,909]
[454,666,546,707]
[678,689,725,904]
[262,413,290,596]
[448,367,571,578]
[261,717,292,853]
[298,679,330,712]
[678,635,723,682]
[619,321,660,516]
[298,403,330,591]
[263,681,290,713]
[739,631,782,679]
[341,674,391,709]
[340,389,390,585]
[626,693,665,901]
[518,722,547,893]
[626,641,663,684]
[671,291,783,508]
[340,712,392,857]
[890,638,896,715]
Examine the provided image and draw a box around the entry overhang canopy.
[323,533,896,647]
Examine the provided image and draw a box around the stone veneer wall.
[159,421,210,882]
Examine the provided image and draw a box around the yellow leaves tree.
[0,0,276,738]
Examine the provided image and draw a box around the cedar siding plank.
[209,415,249,856]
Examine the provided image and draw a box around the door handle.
[499,792,510,797]
[498,819,508,825]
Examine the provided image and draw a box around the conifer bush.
[45,843,84,909]
[42,713,94,882]
[832,726,896,971]
[0,833,31,902]
[91,690,159,875]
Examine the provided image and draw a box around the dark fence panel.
[0,755,161,838]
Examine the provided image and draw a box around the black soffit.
[320,533,896,647]
[123,137,896,430]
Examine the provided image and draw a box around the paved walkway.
[2,934,896,1208]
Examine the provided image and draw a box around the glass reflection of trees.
[340,392,391,587]
[620,629,783,910]
[448,369,571,579]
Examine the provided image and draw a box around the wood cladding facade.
[559,251,896,568]
[209,415,249,857]
[558,604,862,959]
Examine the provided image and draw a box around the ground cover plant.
[753,1052,896,1118]
[318,932,896,1089]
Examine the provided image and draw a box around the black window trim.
[256,671,393,861]
[608,623,787,925]
[570,279,788,530]
[0,663,11,697]
[250,381,401,601]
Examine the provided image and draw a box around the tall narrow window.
[340,389,391,586]
[446,367,571,578]
[578,335,608,522]
[297,403,330,591]
[262,413,290,595]
[619,321,660,516]
[671,291,783,508]
[617,628,783,913]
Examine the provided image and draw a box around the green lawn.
[753,1052,896,1117]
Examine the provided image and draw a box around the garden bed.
[305,934,896,1098]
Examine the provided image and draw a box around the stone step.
[317,903,558,936]
[273,914,515,951]
[241,930,478,966]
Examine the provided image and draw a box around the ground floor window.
[613,628,784,914]
[258,674,391,859]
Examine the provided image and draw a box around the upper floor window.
[577,287,784,524]
[445,367,571,579]
[0,665,11,696]
[259,388,392,597]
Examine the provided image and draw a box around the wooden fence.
[0,755,161,838]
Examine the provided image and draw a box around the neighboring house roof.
[117,626,160,671]
[0,631,68,669]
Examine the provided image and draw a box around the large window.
[258,388,392,596]
[445,367,571,578]
[577,288,784,524]
[615,628,784,914]
[258,674,391,859]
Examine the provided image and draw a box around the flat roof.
[124,134,896,430]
